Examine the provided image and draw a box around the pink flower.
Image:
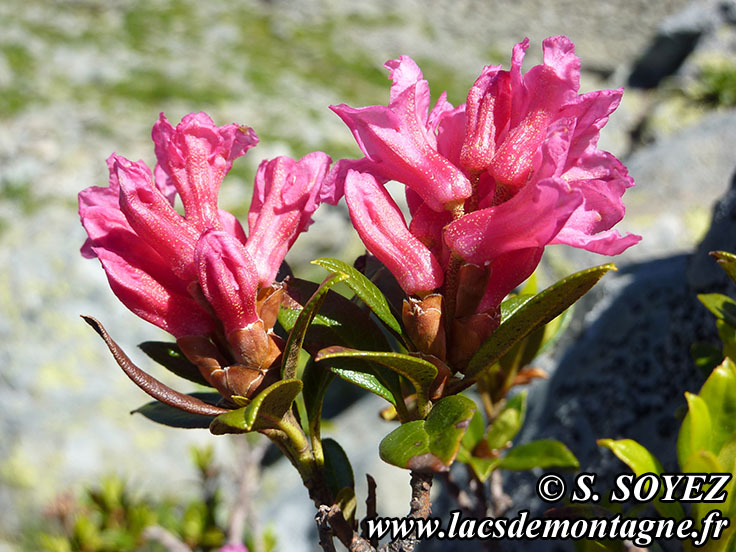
[451,37,640,257]
[245,152,333,286]
[81,112,338,350]
[79,114,259,338]
[333,36,640,312]
[114,156,201,281]
[153,112,258,232]
[79,158,215,338]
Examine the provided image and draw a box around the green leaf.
[281,276,397,434]
[499,439,579,471]
[138,341,211,387]
[330,361,396,405]
[379,395,476,472]
[598,438,684,521]
[132,394,221,428]
[316,347,437,416]
[486,392,527,452]
[495,309,574,394]
[717,434,736,518]
[457,408,504,482]
[698,293,736,328]
[500,294,535,320]
[335,487,357,527]
[279,277,391,353]
[717,320,736,364]
[694,358,736,454]
[301,358,335,442]
[281,273,349,379]
[210,380,303,435]
[683,449,724,473]
[519,271,538,295]
[465,264,615,382]
[460,408,486,452]
[312,257,402,334]
[456,448,501,482]
[691,342,725,377]
[682,449,726,532]
[538,306,575,355]
[677,392,713,468]
[598,438,660,474]
[322,438,355,498]
[710,251,736,284]
[498,323,546,380]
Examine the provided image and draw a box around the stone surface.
[507,169,736,536]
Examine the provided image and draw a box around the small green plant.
[24,446,273,552]
[688,58,736,108]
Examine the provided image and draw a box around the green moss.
[690,57,736,108]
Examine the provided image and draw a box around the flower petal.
[558,88,623,161]
[245,152,332,286]
[476,247,545,314]
[331,56,471,211]
[114,155,200,281]
[551,151,641,254]
[445,177,582,265]
[82,205,214,337]
[152,112,258,231]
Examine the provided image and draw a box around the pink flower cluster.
[332,36,640,314]
[80,36,639,379]
[79,113,337,396]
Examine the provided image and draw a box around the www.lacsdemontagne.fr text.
[364,509,730,547]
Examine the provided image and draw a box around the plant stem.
[384,471,433,552]
[264,411,333,507]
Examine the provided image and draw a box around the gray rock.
[506,168,736,543]
[627,0,736,88]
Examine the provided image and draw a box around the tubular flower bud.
[79,156,215,338]
[344,170,443,296]
[115,155,201,281]
[460,65,510,173]
[195,230,260,337]
[331,56,472,211]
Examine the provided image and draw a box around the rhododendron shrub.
[79,37,638,551]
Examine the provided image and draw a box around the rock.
[508,168,736,530]
[627,0,732,88]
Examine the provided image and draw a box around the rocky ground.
[2,0,736,550]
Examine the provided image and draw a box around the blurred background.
[3,0,736,550]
